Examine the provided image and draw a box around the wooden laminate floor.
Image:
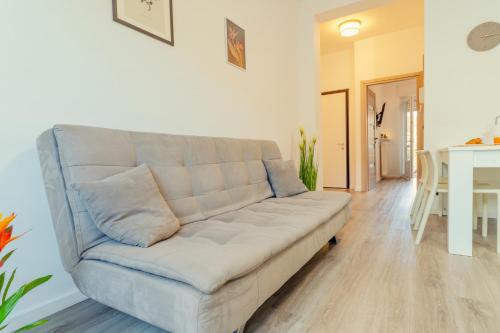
[32,180,500,333]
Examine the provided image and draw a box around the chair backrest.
[421,150,438,193]
[416,151,427,184]
[37,125,282,271]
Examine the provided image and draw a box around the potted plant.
[0,213,52,332]
[299,128,319,191]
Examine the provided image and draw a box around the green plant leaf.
[0,324,7,331]
[0,275,51,326]
[20,275,52,298]
[297,130,318,191]
[0,250,15,268]
[0,287,25,324]
[3,269,16,303]
[0,273,5,296]
[14,319,49,332]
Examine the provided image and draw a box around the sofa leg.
[319,243,330,254]
[329,236,337,245]
[233,323,246,333]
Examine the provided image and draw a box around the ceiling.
[320,0,424,54]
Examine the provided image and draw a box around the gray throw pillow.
[72,164,180,247]
[263,160,308,198]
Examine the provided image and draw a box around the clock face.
[467,22,500,52]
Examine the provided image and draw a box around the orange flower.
[0,213,22,252]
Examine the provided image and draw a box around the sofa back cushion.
[51,125,281,255]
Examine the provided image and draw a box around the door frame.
[360,71,424,192]
[321,88,350,189]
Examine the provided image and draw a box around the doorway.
[361,72,424,191]
[321,89,350,189]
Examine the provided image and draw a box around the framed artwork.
[225,18,246,70]
[113,0,174,46]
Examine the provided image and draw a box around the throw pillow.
[263,160,308,198]
[72,164,180,247]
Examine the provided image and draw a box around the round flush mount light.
[339,20,362,37]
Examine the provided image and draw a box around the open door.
[321,90,349,189]
[367,88,377,191]
[417,73,424,178]
[403,97,418,179]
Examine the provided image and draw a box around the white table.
[440,145,500,256]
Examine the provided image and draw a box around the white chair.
[410,151,427,225]
[413,151,500,252]
[412,151,435,244]
[433,157,495,238]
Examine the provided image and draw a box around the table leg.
[448,151,474,256]
[482,194,489,238]
[497,193,500,254]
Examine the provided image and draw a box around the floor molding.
[8,289,87,332]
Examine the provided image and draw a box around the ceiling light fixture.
[339,20,361,37]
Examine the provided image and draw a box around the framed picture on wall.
[225,18,246,70]
[113,0,174,46]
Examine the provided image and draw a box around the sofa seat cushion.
[83,191,351,294]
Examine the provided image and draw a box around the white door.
[403,96,418,179]
[403,99,413,179]
[367,89,377,191]
[321,91,348,188]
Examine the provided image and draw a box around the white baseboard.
[7,289,87,332]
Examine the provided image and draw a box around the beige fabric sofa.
[37,125,352,333]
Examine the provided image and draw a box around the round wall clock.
[467,22,500,52]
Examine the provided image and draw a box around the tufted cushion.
[52,125,281,255]
[83,191,352,294]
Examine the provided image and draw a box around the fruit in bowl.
[466,138,483,145]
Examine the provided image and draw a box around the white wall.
[321,49,355,93]
[425,0,500,150]
[0,0,298,329]
[425,0,500,216]
[370,79,416,178]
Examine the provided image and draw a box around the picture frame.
[113,0,175,46]
[225,18,246,70]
